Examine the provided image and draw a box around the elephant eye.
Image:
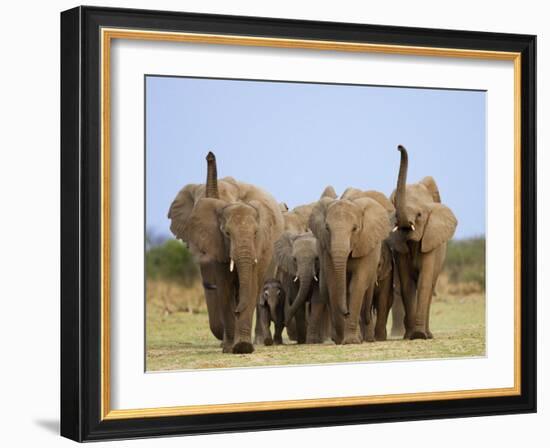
[352,224,359,232]
[417,212,422,218]
[325,223,330,231]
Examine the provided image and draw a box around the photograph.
[59,6,537,441]
[144,75,486,371]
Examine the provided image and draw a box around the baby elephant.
[258,279,286,346]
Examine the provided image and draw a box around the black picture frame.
[61,5,536,442]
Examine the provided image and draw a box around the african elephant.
[258,279,285,345]
[168,152,284,353]
[338,188,397,342]
[274,231,331,344]
[389,145,457,340]
[309,190,391,344]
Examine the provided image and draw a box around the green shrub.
[146,239,199,286]
[444,237,485,288]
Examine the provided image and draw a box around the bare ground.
[146,293,485,371]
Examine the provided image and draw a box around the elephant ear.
[308,197,332,250]
[421,203,457,253]
[320,185,337,200]
[274,232,297,275]
[420,176,441,203]
[167,184,200,240]
[352,198,391,258]
[183,198,228,262]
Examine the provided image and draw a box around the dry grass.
[146,280,485,371]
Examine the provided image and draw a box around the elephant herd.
[168,146,458,354]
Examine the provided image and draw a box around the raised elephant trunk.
[205,151,219,199]
[285,271,313,323]
[395,145,409,228]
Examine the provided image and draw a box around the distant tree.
[445,237,485,288]
[145,239,199,286]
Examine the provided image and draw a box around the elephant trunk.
[233,248,255,315]
[205,151,219,199]
[395,145,409,228]
[285,271,313,324]
[330,234,350,317]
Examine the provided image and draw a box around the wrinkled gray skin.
[274,231,331,344]
[168,152,284,354]
[309,189,391,344]
[389,145,458,339]
[258,279,285,345]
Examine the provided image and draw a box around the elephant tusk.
[229,259,234,272]
[254,258,258,264]
[411,224,416,231]
[314,274,318,282]
[293,276,298,282]
[392,226,398,232]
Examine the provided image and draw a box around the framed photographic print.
[60,6,536,442]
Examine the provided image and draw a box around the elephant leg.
[286,318,297,341]
[375,275,392,341]
[396,253,417,339]
[343,267,370,344]
[216,271,236,353]
[321,304,332,342]
[200,263,224,340]
[362,286,376,343]
[323,257,345,344]
[306,295,325,344]
[257,304,273,346]
[253,305,265,345]
[411,250,436,340]
[425,284,436,339]
[390,265,406,337]
[294,305,307,344]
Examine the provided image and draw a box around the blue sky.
[146,76,485,240]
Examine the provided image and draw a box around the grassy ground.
[146,290,485,371]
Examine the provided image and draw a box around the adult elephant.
[389,145,457,339]
[309,190,391,344]
[339,188,397,342]
[168,152,284,353]
[274,231,331,344]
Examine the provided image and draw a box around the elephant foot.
[222,343,233,353]
[232,341,254,354]
[410,330,429,340]
[264,337,273,346]
[253,335,264,345]
[374,330,387,341]
[306,336,323,344]
[391,325,406,338]
[342,336,362,345]
[273,336,283,345]
[426,330,434,339]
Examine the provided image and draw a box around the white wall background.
[0,1,545,446]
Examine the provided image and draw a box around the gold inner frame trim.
[100,27,522,421]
